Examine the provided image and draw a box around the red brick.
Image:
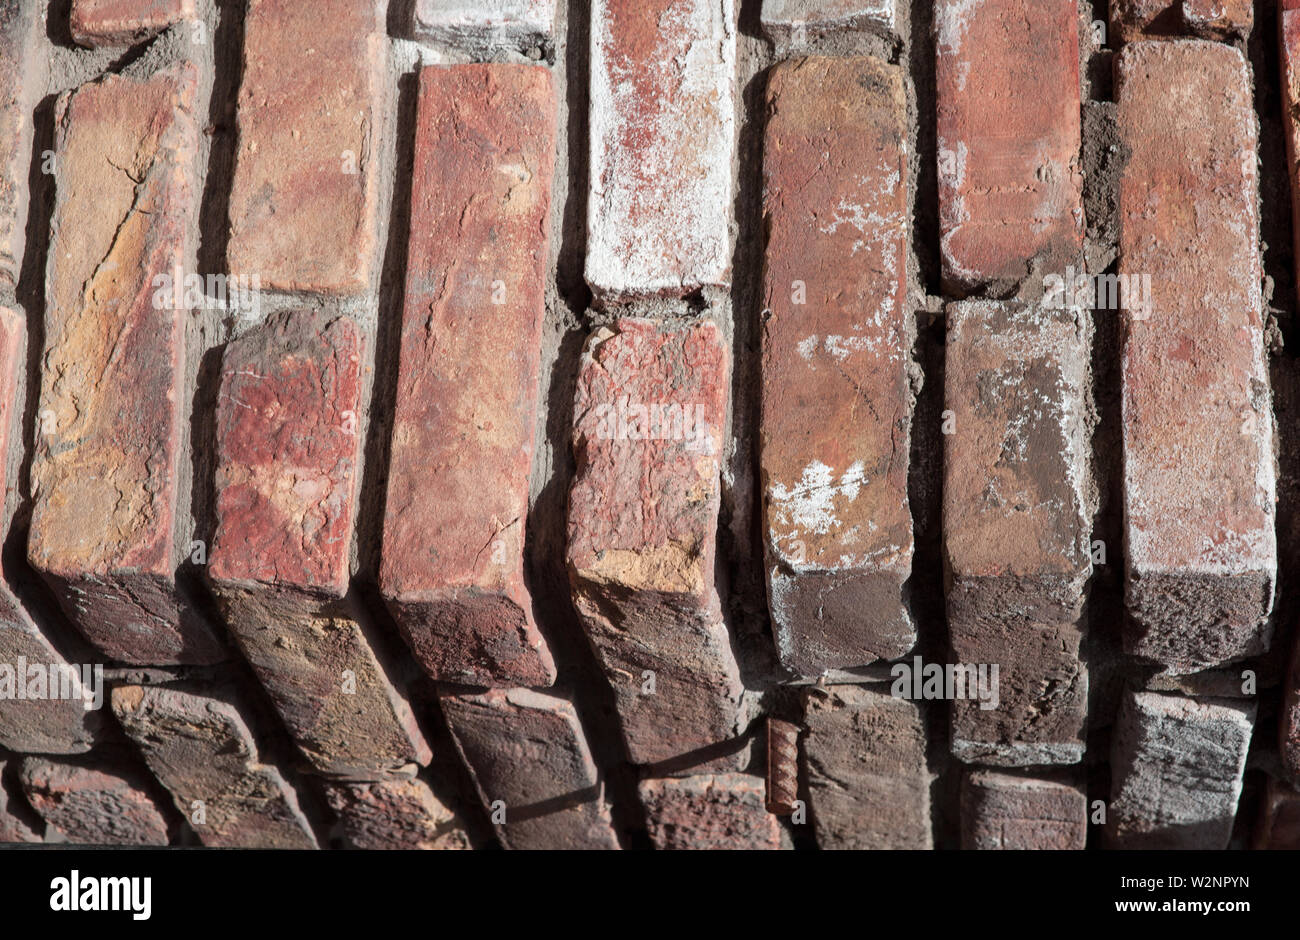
[70,0,197,47]
[586,0,737,300]
[567,318,743,768]
[323,779,471,850]
[209,310,431,779]
[0,307,103,754]
[1106,692,1254,849]
[759,0,897,41]
[802,685,931,849]
[226,0,387,295]
[111,684,319,848]
[935,0,1083,290]
[1283,3,1300,313]
[1110,1,1178,42]
[0,1,42,287]
[1112,0,1253,41]
[1255,777,1300,849]
[28,65,225,666]
[960,771,1086,850]
[1182,0,1252,39]
[943,300,1091,765]
[379,65,557,689]
[412,0,556,48]
[638,775,783,850]
[1116,41,1274,674]
[760,56,914,678]
[19,756,169,846]
[440,688,620,850]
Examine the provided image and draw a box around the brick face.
[1116,40,1275,674]
[70,0,196,47]
[29,64,226,667]
[961,772,1086,851]
[639,775,783,850]
[227,0,387,295]
[760,56,915,678]
[0,1,41,288]
[760,1,896,40]
[19,756,170,845]
[586,0,737,300]
[413,0,556,48]
[380,64,557,690]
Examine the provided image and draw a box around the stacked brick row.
[2,0,1300,850]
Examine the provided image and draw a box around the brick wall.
[0,0,1298,850]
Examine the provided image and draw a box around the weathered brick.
[759,0,896,41]
[802,685,931,849]
[111,684,319,848]
[1182,0,1252,39]
[1116,41,1274,674]
[960,771,1086,850]
[638,775,783,850]
[227,0,386,295]
[586,0,736,300]
[70,0,197,47]
[380,65,557,689]
[19,756,169,845]
[323,779,471,851]
[1283,2,1300,313]
[567,318,743,768]
[412,0,555,48]
[209,311,430,780]
[1107,691,1254,850]
[1255,777,1300,849]
[935,0,1083,290]
[28,65,225,666]
[943,300,1091,766]
[0,760,42,843]
[0,307,102,754]
[1112,0,1253,41]
[760,56,915,678]
[0,0,41,288]
[440,688,620,850]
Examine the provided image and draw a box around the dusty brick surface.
[760,56,915,678]
[0,0,41,288]
[29,65,225,667]
[1255,777,1300,849]
[567,318,743,769]
[759,0,896,40]
[226,0,387,295]
[19,756,169,845]
[935,0,1083,290]
[943,301,1091,766]
[111,685,319,849]
[70,0,197,47]
[323,779,471,850]
[441,688,620,850]
[960,771,1086,851]
[209,311,430,780]
[1112,0,1253,41]
[1107,692,1254,850]
[380,65,557,689]
[586,0,737,300]
[802,685,931,849]
[1182,0,1252,39]
[638,774,783,850]
[1116,41,1275,674]
[412,0,555,48]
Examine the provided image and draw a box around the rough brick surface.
[70,0,197,47]
[1283,2,1300,312]
[323,779,471,850]
[209,311,430,779]
[1116,41,1275,674]
[586,0,737,300]
[1107,692,1254,850]
[567,318,743,769]
[960,771,1086,850]
[29,65,225,667]
[1112,0,1253,41]
[760,56,915,678]
[0,0,41,288]
[935,0,1083,290]
[19,756,169,845]
[441,689,620,850]
[1255,777,1300,849]
[380,65,557,689]
[638,775,783,850]
[1182,0,1252,39]
[759,0,896,40]
[802,685,931,849]
[0,760,42,843]
[111,685,319,849]
[226,0,386,295]
[943,301,1091,766]
[413,0,555,48]
[1283,633,1300,780]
